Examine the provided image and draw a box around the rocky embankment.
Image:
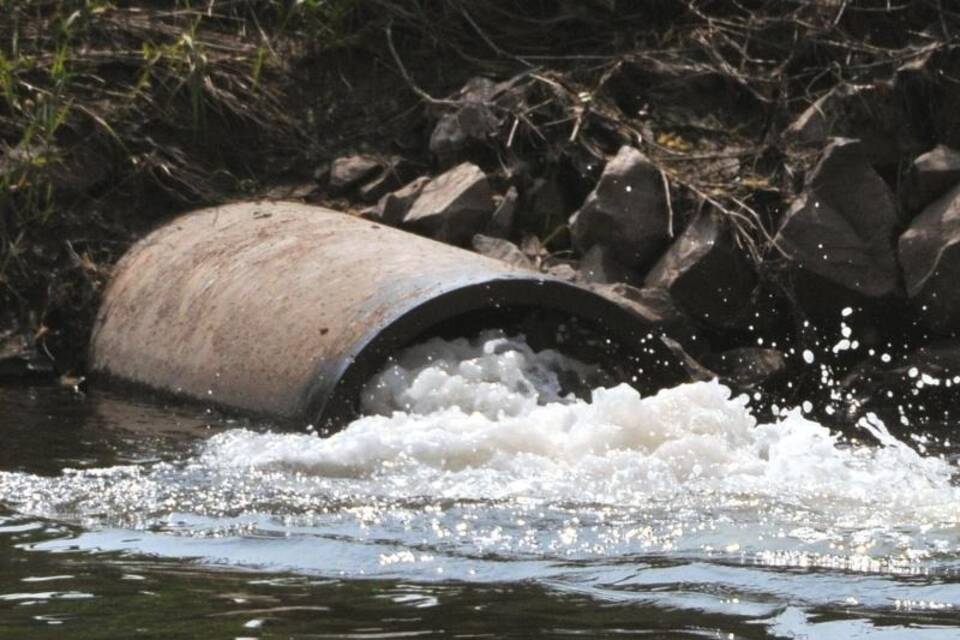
[304,65,960,428]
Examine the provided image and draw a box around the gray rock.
[485,186,518,238]
[898,182,960,332]
[906,145,960,212]
[784,86,848,147]
[783,83,909,165]
[357,156,417,203]
[703,347,787,389]
[775,138,901,300]
[403,163,494,244]
[363,176,430,226]
[569,145,670,269]
[430,77,501,167]
[430,102,500,166]
[471,234,535,270]
[264,182,318,200]
[519,175,567,232]
[659,336,716,382]
[645,210,756,327]
[841,340,960,426]
[587,282,688,328]
[519,234,547,263]
[328,155,381,192]
[579,245,639,285]
[546,263,579,282]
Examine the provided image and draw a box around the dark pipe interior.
[319,304,656,432]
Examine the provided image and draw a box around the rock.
[430,102,500,166]
[312,161,331,183]
[546,263,578,282]
[264,182,318,200]
[403,163,494,244]
[328,154,381,193]
[775,138,901,301]
[569,145,670,269]
[587,282,690,329]
[357,156,418,203]
[660,336,715,382]
[519,234,547,262]
[578,245,639,285]
[485,186,518,238]
[895,50,960,151]
[898,182,960,332]
[703,347,787,389]
[519,175,567,232]
[645,210,756,328]
[783,83,911,165]
[841,340,960,426]
[363,176,430,226]
[430,77,501,167]
[905,145,960,212]
[471,234,535,270]
[784,86,848,146]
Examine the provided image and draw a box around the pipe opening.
[311,280,683,432]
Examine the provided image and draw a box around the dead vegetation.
[1,0,959,376]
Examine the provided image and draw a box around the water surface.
[1,333,959,638]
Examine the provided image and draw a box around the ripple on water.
[1,331,959,635]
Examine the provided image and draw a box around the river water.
[1,331,959,638]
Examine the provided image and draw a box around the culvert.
[89,201,686,429]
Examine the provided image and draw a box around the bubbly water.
[2,331,959,637]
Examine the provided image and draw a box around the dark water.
[1,384,959,639]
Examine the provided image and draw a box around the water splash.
[0,331,958,581]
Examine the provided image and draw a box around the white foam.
[200,331,958,516]
[1,331,958,572]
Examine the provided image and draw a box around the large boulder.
[898,182,960,333]
[645,210,756,328]
[569,145,670,270]
[403,163,494,244]
[775,138,901,302]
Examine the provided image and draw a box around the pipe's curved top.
[90,201,685,427]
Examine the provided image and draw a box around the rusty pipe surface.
[90,201,685,427]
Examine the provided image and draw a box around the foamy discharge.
[1,331,958,572]
[191,332,958,516]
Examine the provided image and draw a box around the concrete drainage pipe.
[89,201,684,430]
